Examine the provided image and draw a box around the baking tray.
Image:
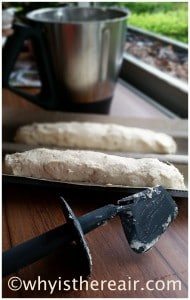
[2,174,188,199]
[2,108,188,198]
[2,108,188,164]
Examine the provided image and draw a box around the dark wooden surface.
[2,88,188,298]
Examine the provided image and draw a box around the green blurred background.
[100,2,188,43]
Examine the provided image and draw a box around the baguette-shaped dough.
[5,148,185,189]
[14,122,177,154]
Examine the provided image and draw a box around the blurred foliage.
[129,10,188,43]
[100,2,188,43]
[100,2,187,13]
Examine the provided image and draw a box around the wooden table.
[2,86,188,298]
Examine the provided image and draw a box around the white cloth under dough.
[14,122,177,154]
[5,148,185,189]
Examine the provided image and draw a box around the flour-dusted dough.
[14,122,177,154]
[5,148,185,189]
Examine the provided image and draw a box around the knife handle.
[2,222,71,277]
[3,200,119,277]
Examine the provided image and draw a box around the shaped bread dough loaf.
[14,122,177,154]
[5,148,185,189]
